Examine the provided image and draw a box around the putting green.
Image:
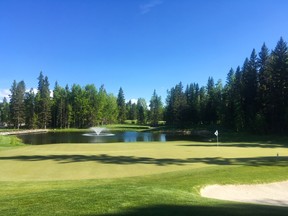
[0,141,287,181]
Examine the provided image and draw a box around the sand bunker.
[201,181,288,207]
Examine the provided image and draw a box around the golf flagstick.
[214,130,218,146]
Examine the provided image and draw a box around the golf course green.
[1,134,288,215]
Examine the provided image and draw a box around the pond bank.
[0,129,48,136]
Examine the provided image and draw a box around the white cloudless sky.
[1,0,288,103]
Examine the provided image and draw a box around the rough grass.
[0,135,25,151]
[1,140,288,215]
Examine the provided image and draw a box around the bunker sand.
[201,181,288,207]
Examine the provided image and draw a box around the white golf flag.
[214,130,218,136]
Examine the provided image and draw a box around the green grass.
[1,138,288,215]
[0,135,25,151]
[106,124,151,132]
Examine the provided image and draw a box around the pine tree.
[24,88,37,129]
[117,87,126,123]
[9,80,26,129]
[269,37,288,133]
[242,50,259,129]
[233,66,244,131]
[52,82,66,128]
[0,97,9,125]
[165,82,187,125]
[137,98,147,125]
[205,77,217,124]
[223,68,236,128]
[36,72,51,129]
[149,90,163,126]
[257,43,271,133]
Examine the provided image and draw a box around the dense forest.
[1,37,288,134]
[0,72,163,129]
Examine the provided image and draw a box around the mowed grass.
[1,140,288,215]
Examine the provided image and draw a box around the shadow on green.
[95,203,288,216]
[1,154,287,167]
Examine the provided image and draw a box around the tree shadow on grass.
[178,142,287,148]
[0,154,287,167]
[93,203,288,216]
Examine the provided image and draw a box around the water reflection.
[18,131,168,145]
[17,131,207,145]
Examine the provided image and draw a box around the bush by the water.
[0,135,24,148]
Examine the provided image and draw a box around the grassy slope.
[0,135,25,151]
[0,139,288,215]
[1,166,288,216]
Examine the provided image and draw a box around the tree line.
[1,37,288,134]
[0,72,163,129]
[165,37,288,134]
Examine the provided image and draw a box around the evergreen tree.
[149,90,163,126]
[185,83,201,124]
[70,84,85,128]
[269,37,288,133]
[223,68,236,128]
[97,85,108,125]
[36,72,51,129]
[126,100,137,121]
[52,82,66,128]
[117,87,126,123]
[257,43,271,133]
[24,88,37,129]
[0,97,9,125]
[85,84,98,126]
[9,80,26,129]
[205,77,217,124]
[165,82,187,125]
[137,98,147,124]
[233,66,245,131]
[241,50,259,129]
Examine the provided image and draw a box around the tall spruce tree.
[257,43,271,132]
[9,80,26,129]
[269,37,288,133]
[205,77,217,124]
[242,50,258,129]
[24,88,37,129]
[117,87,126,123]
[223,68,236,128]
[233,66,244,131]
[0,97,9,125]
[149,90,163,126]
[137,98,147,125]
[36,72,51,129]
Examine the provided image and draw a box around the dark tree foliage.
[164,37,288,134]
[137,98,147,125]
[149,90,163,126]
[9,80,26,129]
[165,82,187,126]
[24,88,37,129]
[36,72,51,129]
[117,87,126,124]
[0,97,9,125]
[268,37,288,133]
[126,100,137,121]
[241,50,258,129]
[3,37,288,134]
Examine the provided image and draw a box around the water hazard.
[17,131,169,145]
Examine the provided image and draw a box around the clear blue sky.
[1,0,288,103]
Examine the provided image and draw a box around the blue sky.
[1,0,288,103]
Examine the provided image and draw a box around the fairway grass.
[1,141,288,215]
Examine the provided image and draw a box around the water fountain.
[83,127,115,137]
[91,127,106,135]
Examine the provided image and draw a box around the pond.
[17,131,209,145]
